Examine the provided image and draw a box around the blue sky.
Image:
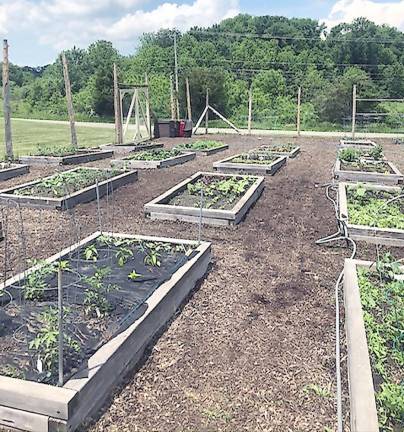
[0,0,403,66]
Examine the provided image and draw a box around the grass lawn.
[0,119,114,158]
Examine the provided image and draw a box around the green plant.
[84,244,98,261]
[303,383,331,398]
[125,148,181,161]
[23,261,56,301]
[83,267,117,317]
[115,247,133,267]
[128,270,142,281]
[29,307,80,376]
[176,140,224,151]
[0,364,26,379]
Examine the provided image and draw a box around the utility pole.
[113,63,123,144]
[297,86,301,137]
[170,75,176,120]
[144,73,151,138]
[248,85,253,135]
[351,84,357,139]
[185,77,192,121]
[205,88,209,134]
[61,52,78,148]
[2,39,13,160]
[173,33,180,119]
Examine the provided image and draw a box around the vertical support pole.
[170,75,176,120]
[61,52,78,148]
[248,85,253,135]
[352,84,357,139]
[2,40,13,160]
[186,77,192,121]
[297,86,301,137]
[173,33,180,119]
[144,73,151,139]
[113,63,123,144]
[57,267,64,387]
[134,88,140,140]
[205,88,209,135]
[95,179,102,233]
[198,189,203,244]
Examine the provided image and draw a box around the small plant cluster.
[338,145,384,163]
[23,260,69,301]
[259,142,297,153]
[125,148,182,161]
[29,306,80,378]
[33,145,85,157]
[347,185,404,229]
[231,150,278,165]
[358,253,403,430]
[14,168,120,198]
[172,175,255,209]
[175,140,223,151]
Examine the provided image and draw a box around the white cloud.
[0,0,240,53]
[323,0,404,30]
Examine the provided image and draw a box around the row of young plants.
[0,235,195,383]
[169,174,255,210]
[123,148,183,161]
[174,140,224,151]
[338,146,392,174]
[13,168,122,198]
[357,253,403,431]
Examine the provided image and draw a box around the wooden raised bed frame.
[334,159,403,185]
[213,154,287,176]
[343,259,381,432]
[339,139,377,150]
[144,171,265,226]
[0,167,137,210]
[0,163,29,181]
[177,143,229,156]
[338,182,404,246]
[111,151,195,169]
[0,231,211,432]
[19,149,113,166]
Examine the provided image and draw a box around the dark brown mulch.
[0,134,403,432]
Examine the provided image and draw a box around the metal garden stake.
[58,266,64,387]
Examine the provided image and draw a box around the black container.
[154,120,178,138]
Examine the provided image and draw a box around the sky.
[0,0,403,66]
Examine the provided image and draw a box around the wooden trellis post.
[205,88,209,134]
[61,52,78,148]
[297,86,301,137]
[248,85,253,134]
[352,84,357,139]
[2,39,13,160]
[186,77,192,121]
[113,63,123,145]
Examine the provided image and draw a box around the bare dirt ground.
[0,135,403,432]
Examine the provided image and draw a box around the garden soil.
[0,135,403,432]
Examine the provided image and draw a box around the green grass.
[0,119,114,158]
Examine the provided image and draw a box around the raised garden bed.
[111,148,195,169]
[19,147,114,165]
[334,159,403,185]
[258,143,300,158]
[101,141,164,153]
[145,171,264,226]
[213,150,287,175]
[0,162,29,181]
[0,167,137,210]
[343,256,403,432]
[0,231,211,432]
[339,139,378,150]
[338,182,404,246]
[174,140,229,156]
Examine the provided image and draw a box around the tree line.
[2,14,404,131]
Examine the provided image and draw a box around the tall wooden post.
[248,85,253,134]
[205,88,209,134]
[61,52,78,148]
[170,75,176,120]
[113,63,123,144]
[173,33,180,119]
[144,73,151,139]
[297,86,301,137]
[351,84,357,139]
[134,89,140,140]
[185,77,192,121]
[2,40,13,160]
